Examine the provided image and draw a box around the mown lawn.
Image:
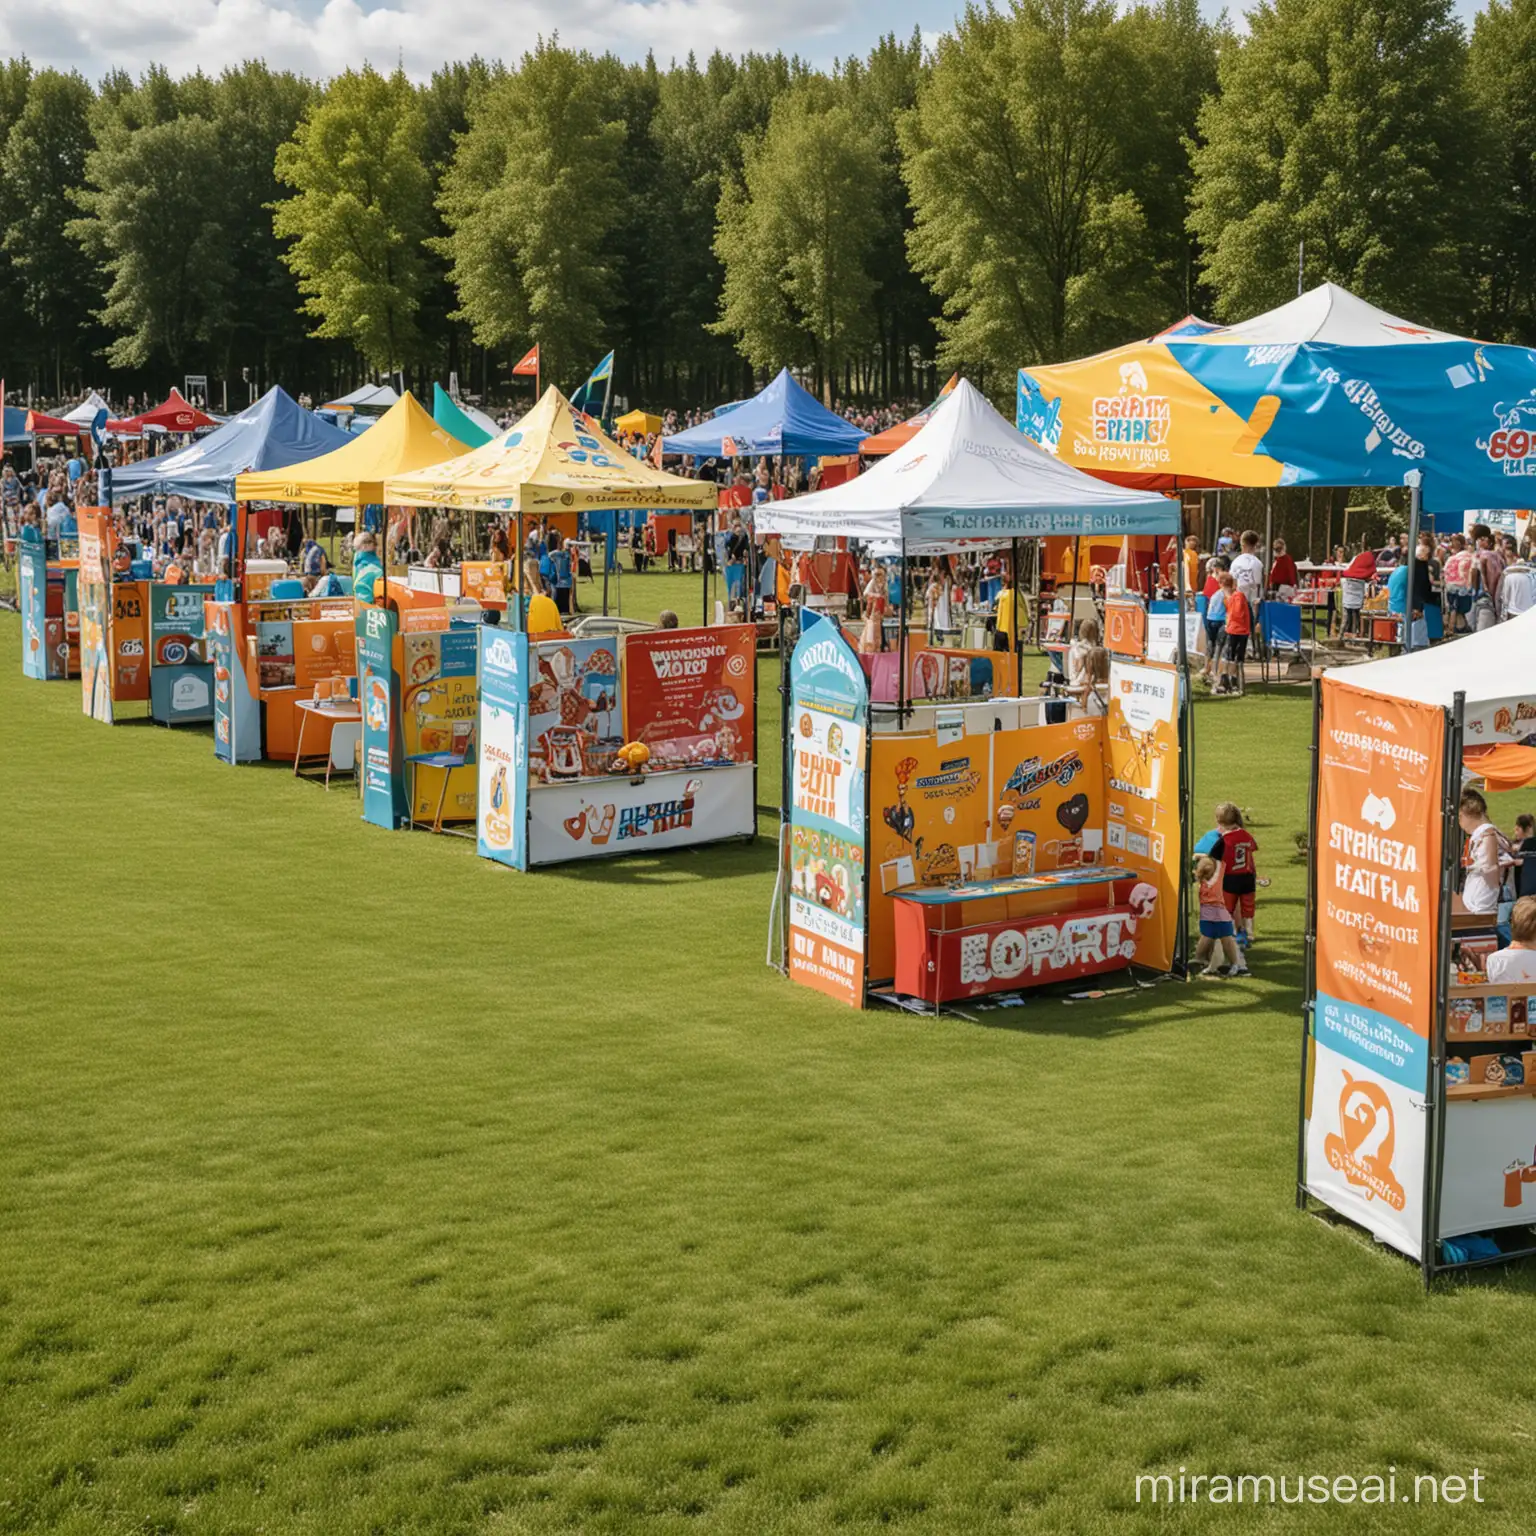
[3,590,1535,1534]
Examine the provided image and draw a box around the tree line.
[1,0,1533,412]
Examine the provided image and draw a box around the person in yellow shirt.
[527,592,562,635]
[1182,534,1201,596]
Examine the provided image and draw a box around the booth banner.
[1104,599,1147,659]
[788,611,870,1007]
[478,628,529,868]
[149,583,215,723]
[622,625,756,769]
[207,601,260,763]
[529,762,753,864]
[528,636,621,784]
[1305,1037,1424,1261]
[358,604,407,830]
[906,648,1004,703]
[1147,608,1203,663]
[18,543,48,680]
[292,618,357,695]
[1105,662,1182,973]
[1439,1100,1536,1240]
[403,626,478,823]
[77,510,113,722]
[1313,681,1444,1093]
[110,582,149,701]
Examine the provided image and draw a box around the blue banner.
[1315,990,1429,1094]
[358,604,407,829]
[477,627,529,869]
[18,544,48,680]
[208,601,260,762]
[148,582,215,724]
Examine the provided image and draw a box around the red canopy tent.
[24,410,87,438]
[108,388,216,435]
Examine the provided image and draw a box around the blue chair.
[270,578,305,599]
[1259,601,1303,657]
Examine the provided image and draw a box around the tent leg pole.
[515,513,524,632]
[1404,475,1422,655]
[898,541,909,727]
[1298,677,1323,1208]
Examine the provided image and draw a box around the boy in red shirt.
[1214,570,1250,695]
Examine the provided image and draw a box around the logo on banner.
[1504,1148,1536,1209]
[1323,1075,1406,1211]
[561,778,702,846]
[1485,397,1536,474]
[1091,367,1170,447]
[1002,750,1084,799]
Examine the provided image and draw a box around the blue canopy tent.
[3,405,29,446]
[108,386,353,504]
[662,368,867,459]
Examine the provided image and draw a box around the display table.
[893,865,1141,1004]
[292,697,362,787]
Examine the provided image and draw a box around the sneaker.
[1228,963,1251,977]
[1197,966,1224,979]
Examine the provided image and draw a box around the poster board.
[18,544,49,680]
[357,603,407,829]
[148,582,216,724]
[77,510,113,721]
[787,612,870,1007]
[478,628,529,869]
[622,625,756,770]
[403,625,478,823]
[527,636,622,784]
[1304,679,1445,1260]
[109,582,150,702]
[207,600,261,763]
[1104,661,1182,973]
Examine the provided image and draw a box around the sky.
[0,0,1492,82]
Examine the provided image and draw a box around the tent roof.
[861,373,959,455]
[61,390,112,426]
[662,368,868,459]
[432,383,494,449]
[384,385,716,514]
[110,388,217,435]
[1325,607,1536,744]
[24,410,87,437]
[323,382,399,412]
[108,387,353,505]
[757,379,1176,552]
[236,393,467,507]
[616,409,661,435]
[3,404,31,444]
[1202,283,1463,347]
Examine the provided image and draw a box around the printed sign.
[1440,1098,1536,1241]
[77,510,114,722]
[1305,1038,1424,1260]
[403,626,478,822]
[528,763,754,864]
[1312,682,1444,1093]
[18,543,48,680]
[207,600,260,762]
[149,582,215,723]
[528,636,622,784]
[478,628,529,868]
[110,582,149,701]
[1104,598,1147,659]
[1147,609,1203,664]
[358,603,407,829]
[787,612,869,1007]
[622,625,756,771]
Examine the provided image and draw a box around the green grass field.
[4,579,1536,1534]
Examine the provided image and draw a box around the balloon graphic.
[1056,793,1090,835]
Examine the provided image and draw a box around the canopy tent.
[3,405,31,445]
[1464,744,1536,793]
[431,383,499,449]
[757,379,1177,554]
[61,390,112,427]
[107,387,353,505]
[24,410,87,438]
[109,388,217,436]
[662,368,867,459]
[859,373,959,455]
[322,382,399,414]
[616,409,661,436]
[236,392,467,507]
[384,385,715,513]
[1323,606,1536,746]
[1016,282,1536,509]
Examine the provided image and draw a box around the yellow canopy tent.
[236,393,468,507]
[383,386,714,513]
[615,409,662,436]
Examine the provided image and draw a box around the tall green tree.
[438,42,627,389]
[900,0,1165,383]
[272,66,433,374]
[1188,0,1473,325]
[70,114,232,369]
[713,80,882,398]
[1467,0,1536,344]
[0,69,102,393]
[0,58,36,380]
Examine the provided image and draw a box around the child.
[1513,812,1536,901]
[1214,570,1251,695]
[1194,856,1248,977]
[1212,801,1267,945]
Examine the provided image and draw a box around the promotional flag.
[571,351,615,419]
[512,344,540,377]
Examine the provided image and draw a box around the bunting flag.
[512,344,540,377]
[570,351,615,419]
[587,350,614,384]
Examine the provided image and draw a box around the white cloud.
[0,0,871,82]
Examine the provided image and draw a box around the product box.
[1450,997,1484,1035]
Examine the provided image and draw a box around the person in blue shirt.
[301,536,325,578]
[66,454,85,484]
[547,531,573,614]
[351,530,383,603]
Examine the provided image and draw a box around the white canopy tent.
[321,382,400,413]
[756,379,1177,553]
[62,390,112,426]
[1325,607,1536,745]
